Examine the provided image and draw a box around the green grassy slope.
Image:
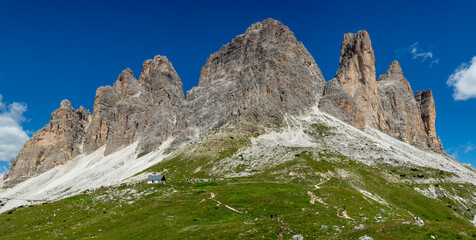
[1,126,475,239]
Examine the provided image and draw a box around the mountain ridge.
[3,18,445,188]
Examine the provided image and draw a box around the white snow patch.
[0,138,173,213]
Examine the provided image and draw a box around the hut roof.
[147,174,165,181]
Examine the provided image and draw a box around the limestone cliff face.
[377,61,427,147]
[319,79,365,128]
[319,31,444,153]
[336,31,388,130]
[319,31,387,130]
[3,100,90,187]
[377,61,443,152]
[84,56,185,155]
[184,18,325,132]
[415,89,444,152]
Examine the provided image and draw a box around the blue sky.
[0,0,475,173]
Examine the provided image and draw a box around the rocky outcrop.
[415,89,444,152]
[319,31,387,130]
[377,61,444,152]
[85,56,185,155]
[377,61,427,147]
[3,100,90,187]
[319,31,444,153]
[184,18,325,132]
[319,79,365,128]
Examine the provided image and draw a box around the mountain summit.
[184,18,325,132]
[319,31,443,153]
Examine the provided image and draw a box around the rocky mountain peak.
[415,89,444,151]
[59,99,72,109]
[377,60,426,147]
[387,60,403,74]
[139,55,184,105]
[113,68,138,100]
[378,61,404,80]
[140,56,180,85]
[85,55,185,155]
[3,100,90,187]
[246,18,286,31]
[186,18,325,132]
[320,32,444,153]
[119,68,134,79]
[197,19,313,87]
[321,30,387,130]
[378,61,412,92]
[376,61,444,152]
[337,30,375,94]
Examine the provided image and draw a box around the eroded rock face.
[85,56,185,155]
[321,33,444,153]
[84,86,116,153]
[184,18,325,132]
[377,61,443,152]
[318,79,365,128]
[333,31,387,130]
[415,89,444,152]
[3,100,90,186]
[377,61,427,147]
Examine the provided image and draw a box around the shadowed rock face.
[415,89,444,152]
[319,79,365,128]
[3,100,90,187]
[184,18,325,132]
[377,61,428,147]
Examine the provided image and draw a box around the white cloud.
[429,58,440,67]
[0,95,29,167]
[0,165,7,178]
[410,42,435,62]
[447,142,475,160]
[447,56,476,100]
[396,42,438,67]
[413,52,433,60]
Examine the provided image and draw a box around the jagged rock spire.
[377,61,426,147]
[415,89,444,151]
[320,30,387,130]
[321,31,444,153]
[377,61,444,152]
